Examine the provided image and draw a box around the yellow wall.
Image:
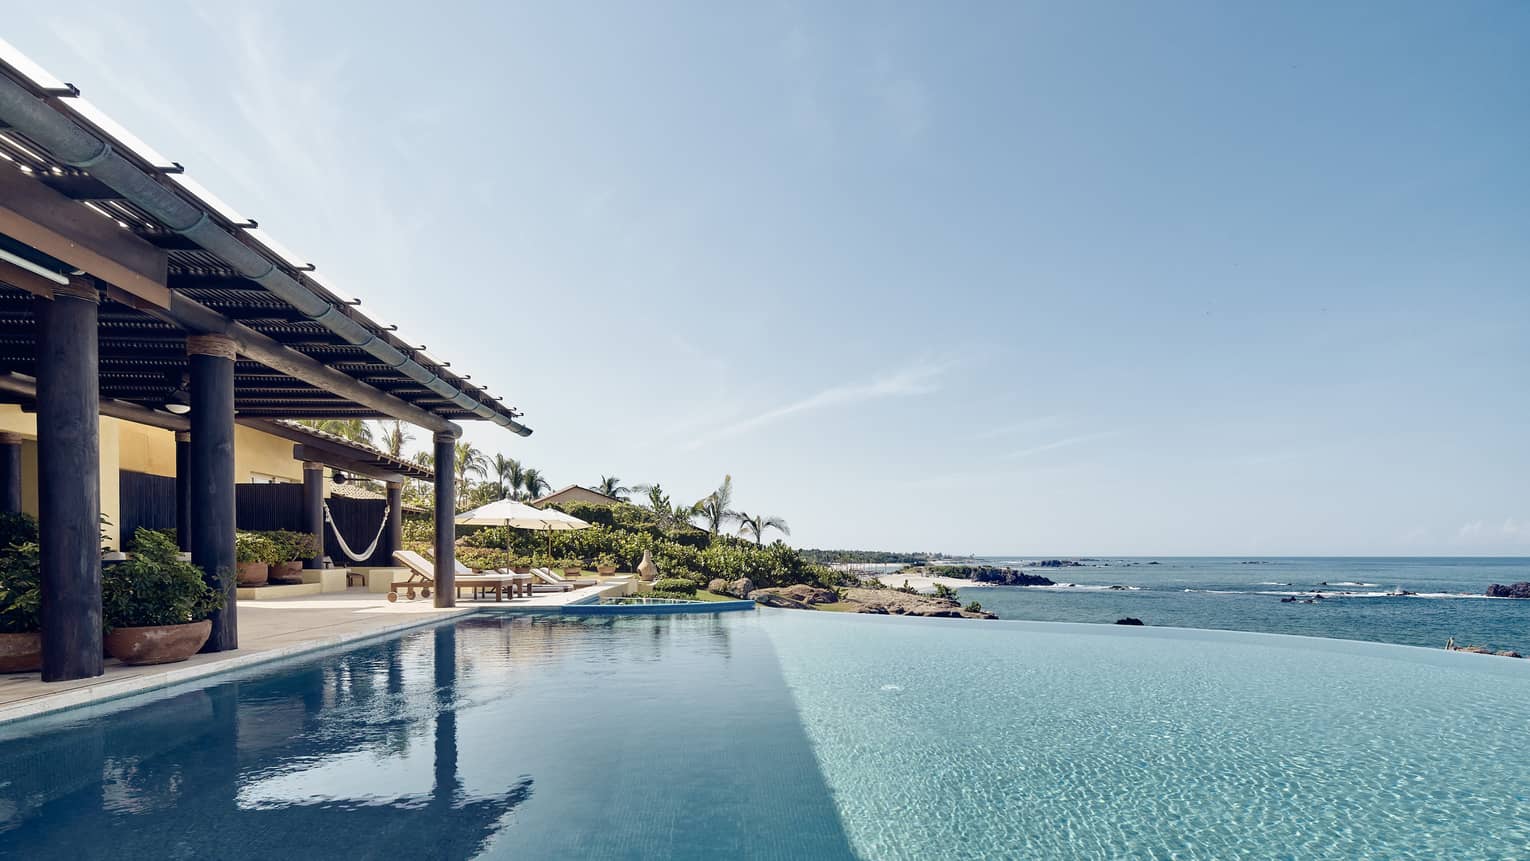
[0,403,317,548]
[234,424,304,484]
[118,422,176,477]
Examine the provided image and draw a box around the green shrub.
[234,532,282,564]
[553,501,616,527]
[594,553,617,569]
[104,529,223,629]
[933,583,959,601]
[964,601,984,614]
[127,528,176,553]
[0,541,40,633]
[0,512,38,551]
[458,546,508,572]
[651,578,698,598]
[268,530,321,562]
[401,517,433,544]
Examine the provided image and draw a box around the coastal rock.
[1114,617,1145,626]
[748,584,838,609]
[707,578,729,595]
[1495,650,1523,659]
[1485,582,1530,599]
[726,577,755,599]
[970,568,1056,586]
[840,588,996,619]
[1032,559,1083,568]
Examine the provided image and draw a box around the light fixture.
[332,470,348,485]
[163,370,191,415]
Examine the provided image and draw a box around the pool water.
[2,611,1528,859]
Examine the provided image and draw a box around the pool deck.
[0,581,617,725]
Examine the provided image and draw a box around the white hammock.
[322,501,391,563]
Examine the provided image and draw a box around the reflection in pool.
[0,615,856,859]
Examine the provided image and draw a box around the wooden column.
[385,481,403,563]
[174,431,191,552]
[188,334,237,653]
[36,281,102,681]
[302,462,325,568]
[0,432,22,514]
[433,433,455,607]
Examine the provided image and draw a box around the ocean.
[954,557,1530,654]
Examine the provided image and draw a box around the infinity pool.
[1,611,1527,859]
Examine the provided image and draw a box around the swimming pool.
[1,611,1526,859]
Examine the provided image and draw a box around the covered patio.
[0,51,532,682]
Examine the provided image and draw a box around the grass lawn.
[687,590,744,602]
[811,601,857,613]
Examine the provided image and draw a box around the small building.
[0,49,532,681]
[532,485,622,509]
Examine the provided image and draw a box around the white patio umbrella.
[454,499,591,565]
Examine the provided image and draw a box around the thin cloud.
[973,415,1061,440]
[681,360,949,451]
[1005,430,1120,460]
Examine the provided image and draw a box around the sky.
[5,2,1528,555]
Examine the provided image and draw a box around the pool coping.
[0,606,477,726]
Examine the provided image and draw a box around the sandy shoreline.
[874,573,993,593]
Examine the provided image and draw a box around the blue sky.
[7,2,1528,554]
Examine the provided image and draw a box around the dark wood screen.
[235,483,306,532]
[119,470,176,542]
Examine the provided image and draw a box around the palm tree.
[378,420,412,458]
[453,440,488,500]
[736,512,790,545]
[298,419,373,445]
[596,475,630,501]
[693,474,739,534]
[491,454,521,500]
[520,467,550,501]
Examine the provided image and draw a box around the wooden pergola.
[0,50,532,681]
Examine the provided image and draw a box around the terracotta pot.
[596,565,617,575]
[563,567,583,578]
[0,631,41,673]
[236,561,269,586]
[269,560,304,584]
[511,565,531,574]
[105,620,212,666]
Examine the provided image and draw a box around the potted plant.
[103,529,223,665]
[594,553,618,576]
[0,514,41,673]
[235,531,274,586]
[268,530,320,584]
[557,557,584,578]
[509,554,533,575]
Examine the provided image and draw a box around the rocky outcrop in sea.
[748,584,996,619]
[1485,581,1530,599]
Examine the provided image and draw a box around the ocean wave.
[1024,583,1141,591]
[1320,581,1379,587]
[1182,588,1487,600]
[1256,582,1292,586]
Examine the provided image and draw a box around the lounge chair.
[390,550,531,602]
[529,567,598,591]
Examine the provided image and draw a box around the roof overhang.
[0,45,532,438]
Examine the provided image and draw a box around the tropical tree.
[454,440,488,500]
[693,474,738,534]
[520,467,550,501]
[595,475,630,501]
[491,454,521,501]
[736,512,790,545]
[298,419,373,445]
[378,420,412,458]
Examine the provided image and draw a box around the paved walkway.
[0,582,616,725]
